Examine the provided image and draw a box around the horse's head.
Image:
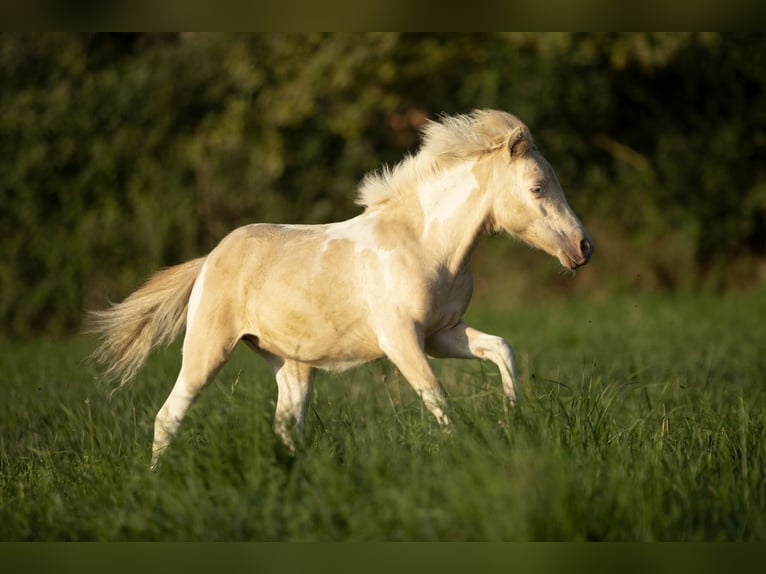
[488,124,592,270]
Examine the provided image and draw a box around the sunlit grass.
[1,288,765,540]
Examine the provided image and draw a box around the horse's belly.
[250,310,384,372]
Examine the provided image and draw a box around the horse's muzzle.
[560,236,593,270]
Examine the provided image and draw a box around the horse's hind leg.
[151,319,238,469]
[268,358,315,453]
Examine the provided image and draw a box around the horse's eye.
[529,184,545,197]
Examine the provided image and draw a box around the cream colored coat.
[89,109,592,467]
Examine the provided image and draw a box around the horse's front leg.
[378,324,451,427]
[426,322,519,405]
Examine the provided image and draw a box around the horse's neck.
[393,160,492,274]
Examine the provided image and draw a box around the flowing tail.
[87,257,206,388]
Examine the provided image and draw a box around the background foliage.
[2,33,766,337]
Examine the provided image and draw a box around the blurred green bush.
[2,33,765,337]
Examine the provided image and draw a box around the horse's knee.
[472,333,514,364]
[496,337,516,365]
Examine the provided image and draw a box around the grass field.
[1,288,765,541]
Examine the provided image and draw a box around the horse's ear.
[507,126,530,158]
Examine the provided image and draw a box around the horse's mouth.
[556,235,593,270]
[558,250,588,270]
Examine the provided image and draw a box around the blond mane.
[355,109,528,208]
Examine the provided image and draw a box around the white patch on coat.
[186,259,208,332]
[321,214,395,286]
[418,161,478,237]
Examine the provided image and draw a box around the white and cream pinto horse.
[90,109,592,467]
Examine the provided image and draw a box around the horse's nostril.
[580,238,592,259]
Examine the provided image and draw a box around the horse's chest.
[423,269,473,332]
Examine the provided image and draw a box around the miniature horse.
[89,109,592,467]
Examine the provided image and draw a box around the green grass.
[2,288,766,540]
